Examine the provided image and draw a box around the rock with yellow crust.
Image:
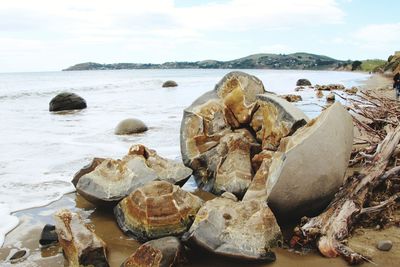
[114,181,203,242]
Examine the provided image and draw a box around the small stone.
[39,224,58,247]
[9,249,27,263]
[162,80,178,87]
[377,240,392,251]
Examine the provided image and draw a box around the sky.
[0,0,399,72]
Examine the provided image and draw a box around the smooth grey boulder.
[74,145,192,206]
[377,240,393,251]
[49,92,87,112]
[121,236,184,267]
[183,197,281,261]
[265,102,353,220]
[296,79,312,86]
[162,80,178,87]
[114,118,148,135]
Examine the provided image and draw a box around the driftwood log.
[291,91,400,264]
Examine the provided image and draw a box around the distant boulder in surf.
[162,80,178,87]
[49,92,87,112]
[114,118,148,135]
[296,79,312,86]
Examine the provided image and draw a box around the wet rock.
[326,92,335,102]
[54,209,109,267]
[121,237,184,267]
[316,90,324,98]
[180,71,308,197]
[266,102,353,220]
[183,197,281,261]
[296,79,312,86]
[49,92,87,112]
[9,249,27,263]
[39,224,58,247]
[114,118,148,135]
[71,157,105,187]
[280,94,302,102]
[344,86,358,95]
[315,84,345,91]
[162,80,178,87]
[75,145,192,206]
[377,240,393,251]
[114,181,203,242]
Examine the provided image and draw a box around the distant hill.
[63,53,350,71]
[374,52,400,75]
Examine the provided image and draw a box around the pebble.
[377,240,393,251]
[9,249,27,263]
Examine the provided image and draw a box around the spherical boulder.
[114,118,148,135]
[296,79,312,86]
[114,181,203,242]
[49,92,87,112]
[162,80,178,87]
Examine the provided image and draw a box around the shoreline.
[1,73,398,267]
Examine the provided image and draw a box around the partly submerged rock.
[326,92,335,102]
[183,197,281,261]
[121,237,184,267]
[114,181,203,242]
[74,145,192,206]
[266,102,353,220]
[49,92,87,112]
[280,94,302,102]
[162,80,178,87]
[115,118,148,135]
[296,79,312,86]
[180,72,308,197]
[39,224,58,247]
[54,209,109,267]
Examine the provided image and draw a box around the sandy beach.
[0,73,399,267]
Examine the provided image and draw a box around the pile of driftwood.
[290,90,400,264]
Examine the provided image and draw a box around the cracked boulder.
[54,209,109,267]
[121,236,184,267]
[74,145,192,206]
[182,197,281,261]
[180,71,308,197]
[114,181,203,242]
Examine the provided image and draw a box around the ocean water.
[0,69,369,246]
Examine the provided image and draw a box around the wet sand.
[1,73,399,267]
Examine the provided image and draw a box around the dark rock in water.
[74,145,192,206]
[39,224,58,247]
[71,157,105,187]
[121,236,184,267]
[49,92,87,112]
[377,240,393,251]
[9,249,27,263]
[162,80,178,87]
[315,84,345,91]
[114,118,148,135]
[114,181,203,242]
[54,209,109,267]
[296,79,312,86]
[183,197,281,262]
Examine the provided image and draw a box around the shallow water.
[0,69,369,245]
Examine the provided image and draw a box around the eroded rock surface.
[54,209,109,267]
[121,237,184,267]
[183,197,281,261]
[74,145,192,206]
[114,181,203,242]
[180,71,308,197]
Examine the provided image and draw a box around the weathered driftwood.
[291,90,400,264]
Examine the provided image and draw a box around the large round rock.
[114,118,148,135]
[162,80,178,87]
[296,79,311,86]
[49,92,87,112]
[114,181,203,242]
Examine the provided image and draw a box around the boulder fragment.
[54,209,109,267]
[39,224,58,247]
[74,145,192,206]
[183,197,281,262]
[121,237,184,267]
[266,102,353,220]
[114,181,203,242]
